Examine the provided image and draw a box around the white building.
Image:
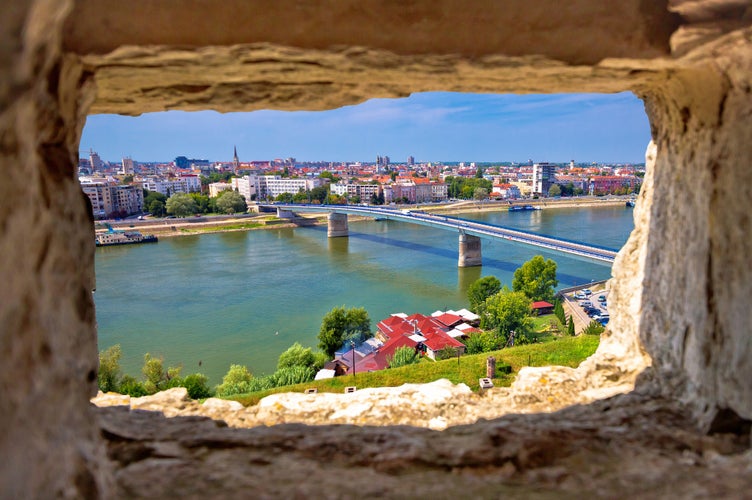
[232,175,257,202]
[121,157,135,175]
[141,174,201,196]
[208,182,233,198]
[257,176,324,200]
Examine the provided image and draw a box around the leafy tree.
[317,306,372,357]
[390,171,398,181]
[387,346,419,368]
[473,187,489,200]
[463,331,503,354]
[479,288,534,343]
[98,344,122,393]
[467,276,501,313]
[277,342,316,370]
[548,184,562,197]
[554,300,566,324]
[475,166,484,178]
[567,315,576,336]
[319,171,339,182]
[147,199,166,217]
[292,190,309,203]
[512,255,559,302]
[215,364,254,397]
[182,373,213,399]
[310,185,329,203]
[121,174,134,184]
[189,193,210,213]
[141,353,182,394]
[166,193,198,217]
[144,190,167,216]
[216,190,247,214]
[275,192,294,203]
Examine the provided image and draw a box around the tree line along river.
[94,205,635,384]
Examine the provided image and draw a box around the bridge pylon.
[327,212,349,238]
[458,231,482,267]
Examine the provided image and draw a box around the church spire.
[233,145,240,172]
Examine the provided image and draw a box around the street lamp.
[350,340,356,381]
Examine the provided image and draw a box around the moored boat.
[96,230,158,247]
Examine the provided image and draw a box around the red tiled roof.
[532,301,554,309]
[434,313,462,328]
[423,330,465,351]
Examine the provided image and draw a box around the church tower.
[233,145,240,173]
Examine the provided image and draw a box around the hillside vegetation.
[228,335,599,406]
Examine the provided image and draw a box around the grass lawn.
[227,334,600,407]
[529,313,567,342]
[179,222,264,233]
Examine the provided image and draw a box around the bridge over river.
[265,204,618,267]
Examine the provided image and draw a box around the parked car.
[574,292,585,300]
[582,289,592,296]
[581,301,593,308]
[597,295,607,302]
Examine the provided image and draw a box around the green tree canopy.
[512,255,559,302]
[310,185,329,203]
[98,344,122,393]
[277,342,316,370]
[317,306,372,357]
[216,190,247,214]
[479,288,534,344]
[166,193,198,217]
[548,184,562,197]
[189,193,210,213]
[467,275,501,313]
[215,364,253,397]
[473,187,489,200]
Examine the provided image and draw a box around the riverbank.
[99,196,633,240]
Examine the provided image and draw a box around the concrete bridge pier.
[327,212,349,238]
[458,232,482,267]
[277,208,296,219]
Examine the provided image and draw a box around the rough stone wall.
[637,30,752,426]
[0,1,109,497]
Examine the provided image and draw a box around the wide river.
[95,205,634,383]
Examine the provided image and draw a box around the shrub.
[277,342,316,370]
[436,346,460,361]
[583,320,605,336]
[119,375,148,397]
[98,344,122,393]
[269,366,315,387]
[215,364,254,397]
[182,373,214,399]
[567,316,575,336]
[388,346,419,368]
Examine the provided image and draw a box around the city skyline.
[81,91,650,164]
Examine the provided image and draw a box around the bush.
[583,320,605,336]
[269,366,315,387]
[182,373,214,399]
[436,346,459,361]
[119,375,148,397]
[98,344,122,393]
[387,346,419,368]
[215,364,254,397]
[277,342,316,370]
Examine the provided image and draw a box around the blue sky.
[80,92,650,164]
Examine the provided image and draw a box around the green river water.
[94,205,634,383]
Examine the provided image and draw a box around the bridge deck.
[267,204,617,264]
